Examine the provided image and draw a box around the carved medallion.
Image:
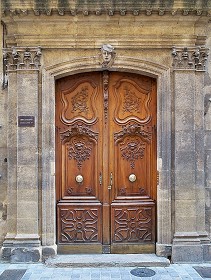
[120,138,146,169]
[123,88,141,113]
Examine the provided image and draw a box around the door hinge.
[99,172,102,186]
[108,172,113,190]
[157,171,159,185]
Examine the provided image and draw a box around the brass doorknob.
[129,174,136,182]
[76,174,83,183]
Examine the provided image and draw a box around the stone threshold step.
[45,254,170,268]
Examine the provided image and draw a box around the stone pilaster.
[2,47,42,262]
[172,46,211,262]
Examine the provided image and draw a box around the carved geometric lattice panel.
[57,205,102,243]
[111,205,155,243]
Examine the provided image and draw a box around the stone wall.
[0,22,8,247]
[205,26,211,239]
[1,0,211,263]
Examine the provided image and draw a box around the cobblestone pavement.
[0,263,211,280]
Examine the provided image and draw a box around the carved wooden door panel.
[56,71,157,254]
[108,72,157,253]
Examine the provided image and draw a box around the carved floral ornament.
[3,47,42,71]
[172,46,209,71]
[60,124,98,170]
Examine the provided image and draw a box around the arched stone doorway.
[41,56,172,258]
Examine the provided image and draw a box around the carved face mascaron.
[100,44,115,68]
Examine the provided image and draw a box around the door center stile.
[102,70,111,253]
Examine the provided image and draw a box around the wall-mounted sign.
[18,116,35,127]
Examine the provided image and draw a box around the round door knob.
[76,175,83,183]
[129,174,136,182]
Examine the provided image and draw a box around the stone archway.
[41,55,172,258]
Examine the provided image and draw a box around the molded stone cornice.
[172,46,209,71]
[2,0,211,17]
[3,47,42,71]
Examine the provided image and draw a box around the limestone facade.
[1,0,211,263]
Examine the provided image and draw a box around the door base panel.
[58,244,103,254]
[111,244,155,254]
[58,244,155,254]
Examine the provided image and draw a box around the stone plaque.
[18,116,35,127]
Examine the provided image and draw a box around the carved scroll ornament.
[114,123,152,144]
[3,47,42,71]
[60,123,98,143]
[172,46,209,70]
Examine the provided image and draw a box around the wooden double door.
[56,71,157,254]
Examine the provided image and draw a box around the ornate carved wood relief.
[112,206,154,243]
[67,137,93,170]
[60,79,99,125]
[123,88,142,113]
[56,72,156,252]
[66,187,93,196]
[60,123,98,143]
[60,124,98,170]
[113,78,152,124]
[71,87,89,113]
[58,206,101,243]
[119,137,146,169]
[114,123,152,144]
[103,71,109,123]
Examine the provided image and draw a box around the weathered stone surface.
[0,0,211,264]
[11,248,41,263]
[172,245,203,263]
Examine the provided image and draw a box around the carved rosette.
[172,46,209,70]
[3,47,42,71]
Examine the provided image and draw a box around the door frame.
[41,56,172,257]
